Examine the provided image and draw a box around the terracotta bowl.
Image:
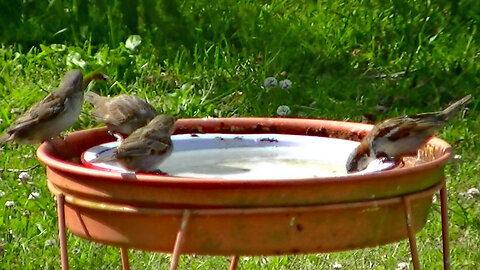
[37,117,452,255]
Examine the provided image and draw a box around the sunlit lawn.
[1,1,479,269]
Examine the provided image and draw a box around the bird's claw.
[152,169,168,175]
[387,158,404,168]
[108,131,124,142]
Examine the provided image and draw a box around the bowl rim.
[37,117,453,187]
[47,180,444,213]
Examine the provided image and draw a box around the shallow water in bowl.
[82,133,394,179]
[162,148,349,179]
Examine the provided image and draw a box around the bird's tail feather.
[90,149,117,163]
[440,94,472,121]
[0,132,11,146]
[83,72,110,87]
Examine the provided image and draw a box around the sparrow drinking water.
[346,95,472,173]
[91,114,176,173]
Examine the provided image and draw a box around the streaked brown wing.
[371,117,405,139]
[7,92,66,133]
[372,116,441,143]
[116,138,170,158]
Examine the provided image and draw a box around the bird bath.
[82,133,395,178]
[37,117,452,270]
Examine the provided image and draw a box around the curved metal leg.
[229,256,239,270]
[170,210,191,270]
[57,194,69,270]
[402,196,420,270]
[120,248,130,270]
[440,182,450,270]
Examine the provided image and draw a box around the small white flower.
[396,262,409,270]
[22,210,30,217]
[10,108,21,114]
[45,239,57,247]
[72,248,81,255]
[263,77,278,89]
[18,172,31,182]
[28,192,40,200]
[5,201,14,207]
[276,105,291,117]
[279,79,292,89]
[125,35,142,51]
[467,188,479,197]
[333,262,342,269]
[0,190,5,197]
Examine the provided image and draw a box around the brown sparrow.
[346,95,472,173]
[0,70,109,145]
[92,115,176,173]
[85,92,157,137]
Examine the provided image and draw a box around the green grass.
[1,0,480,269]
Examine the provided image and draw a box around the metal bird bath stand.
[36,118,453,270]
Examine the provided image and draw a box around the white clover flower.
[276,105,291,116]
[18,172,31,182]
[279,79,292,89]
[0,190,5,197]
[396,262,409,270]
[467,188,479,197]
[28,192,40,201]
[263,77,278,89]
[10,108,21,114]
[5,201,14,208]
[45,239,57,247]
[333,262,342,269]
[125,35,142,51]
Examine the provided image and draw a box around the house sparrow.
[0,70,109,145]
[346,95,472,173]
[85,92,157,137]
[91,115,176,173]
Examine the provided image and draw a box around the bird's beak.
[83,72,111,87]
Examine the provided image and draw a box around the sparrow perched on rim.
[84,92,157,137]
[346,95,472,173]
[91,114,176,173]
[0,70,109,145]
